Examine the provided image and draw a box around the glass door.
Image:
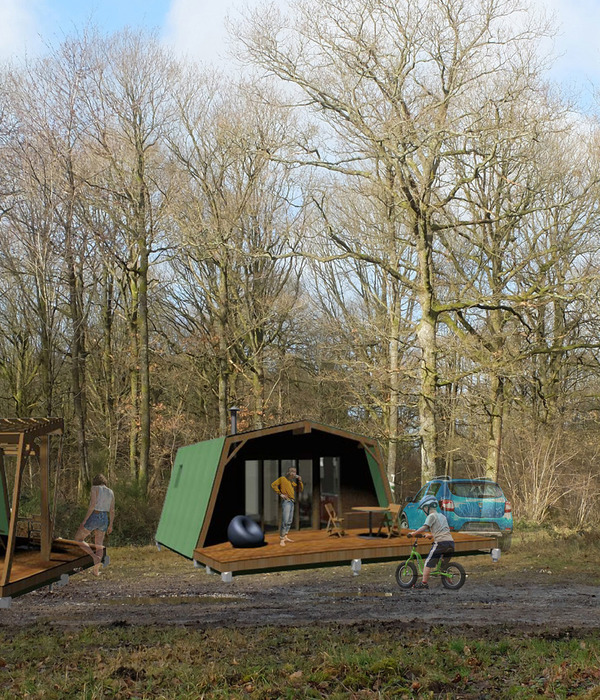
[320,456,341,527]
[262,459,280,531]
[297,459,313,528]
[244,460,261,522]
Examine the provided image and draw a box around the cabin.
[0,418,98,606]
[156,420,496,580]
[156,420,390,556]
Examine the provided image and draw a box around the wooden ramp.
[193,529,496,576]
[0,538,95,601]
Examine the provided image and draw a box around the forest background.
[1,0,599,544]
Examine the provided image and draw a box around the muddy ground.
[1,549,598,634]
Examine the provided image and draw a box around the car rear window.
[449,481,504,499]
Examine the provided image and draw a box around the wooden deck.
[0,537,95,600]
[193,528,497,576]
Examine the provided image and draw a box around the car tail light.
[504,501,512,514]
[439,499,454,512]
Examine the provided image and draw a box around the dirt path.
[1,557,598,633]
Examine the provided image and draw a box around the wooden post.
[0,435,26,587]
[0,449,9,535]
[39,435,51,562]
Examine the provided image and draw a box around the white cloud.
[163,0,241,65]
[163,0,285,67]
[163,0,600,89]
[0,0,44,61]
[533,0,600,84]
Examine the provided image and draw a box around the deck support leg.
[56,574,69,588]
[351,559,362,576]
[156,541,161,552]
[221,571,233,583]
[205,566,213,575]
[193,559,202,569]
[0,597,11,609]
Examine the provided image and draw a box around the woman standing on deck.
[75,474,114,575]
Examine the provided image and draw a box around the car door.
[402,484,429,529]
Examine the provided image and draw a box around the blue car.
[401,476,513,550]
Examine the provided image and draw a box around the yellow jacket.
[271,476,304,501]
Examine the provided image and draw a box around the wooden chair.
[324,502,345,537]
[377,503,402,538]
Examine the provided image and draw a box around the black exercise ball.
[227,515,266,548]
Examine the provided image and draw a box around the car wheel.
[400,514,409,530]
[499,533,512,552]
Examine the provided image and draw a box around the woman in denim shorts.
[75,474,115,576]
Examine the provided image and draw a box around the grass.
[103,522,600,587]
[474,524,600,586]
[0,624,599,699]
[0,525,599,699]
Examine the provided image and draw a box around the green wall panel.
[155,437,225,558]
[366,448,389,506]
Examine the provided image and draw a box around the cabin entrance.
[244,458,315,533]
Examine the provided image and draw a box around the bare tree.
[3,37,108,491]
[80,30,176,490]
[309,176,419,487]
[166,68,304,432]
[236,0,552,481]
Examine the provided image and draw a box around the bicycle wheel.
[395,561,418,589]
[440,562,466,590]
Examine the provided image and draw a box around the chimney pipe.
[229,406,240,435]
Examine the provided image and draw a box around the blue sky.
[46,1,169,35]
[1,0,599,104]
[0,0,267,65]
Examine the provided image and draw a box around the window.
[428,482,441,497]
[413,485,428,502]
[244,460,260,520]
[449,481,504,499]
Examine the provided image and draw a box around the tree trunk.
[251,334,265,429]
[217,267,229,436]
[485,373,504,480]
[387,297,401,493]
[415,219,438,483]
[138,241,151,492]
[129,278,139,481]
[101,268,116,482]
[65,236,90,494]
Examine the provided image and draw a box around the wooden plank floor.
[0,538,94,599]
[193,528,497,574]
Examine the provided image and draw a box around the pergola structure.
[0,418,96,605]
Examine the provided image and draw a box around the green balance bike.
[395,538,466,590]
